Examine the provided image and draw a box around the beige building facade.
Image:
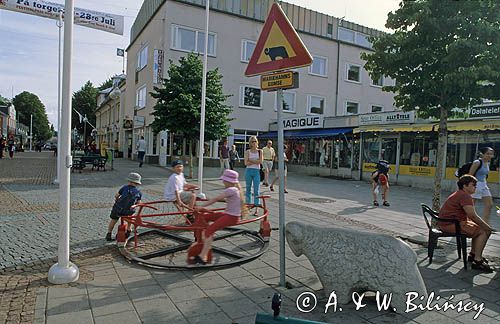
[125,0,396,170]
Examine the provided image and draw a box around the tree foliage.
[362,0,499,209]
[12,91,51,140]
[363,0,499,116]
[98,78,113,91]
[0,94,9,106]
[151,53,233,143]
[72,81,98,134]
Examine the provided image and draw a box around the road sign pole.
[48,0,79,285]
[277,88,286,287]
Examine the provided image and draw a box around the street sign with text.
[261,71,298,91]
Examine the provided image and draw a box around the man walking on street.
[136,136,146,167]
[219,139,230,173]
[262,140,275,186]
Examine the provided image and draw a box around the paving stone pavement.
[0,152,499,324]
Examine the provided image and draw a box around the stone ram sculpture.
[286,221,427,313]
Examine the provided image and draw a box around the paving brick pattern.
[0,152,499,324]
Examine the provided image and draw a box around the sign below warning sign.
[261,71,298,91]
[245,3,312,76]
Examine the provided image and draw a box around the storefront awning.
[448,120,500,131]
[354,124,437,133]
[260,127,353,139]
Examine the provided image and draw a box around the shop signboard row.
[359,111,415,126]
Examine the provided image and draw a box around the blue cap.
[171,159,183,167]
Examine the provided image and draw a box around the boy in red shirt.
[439,175,493,272]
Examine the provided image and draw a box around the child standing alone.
[106,172,143,241]
[192,169,248,264]
[371,160,390,207]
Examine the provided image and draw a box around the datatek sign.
[0,0,124,35]
[282,116,323,130]
[469,103,500,119]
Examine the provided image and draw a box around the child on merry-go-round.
[188,169,248,265]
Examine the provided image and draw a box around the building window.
[172,25,216,56]
[136,85,147,109]
[275,91,296,113]
[137,45,148,70]
[309,55,327,77]
[338,27,355,42]
[240,85,261,109]
[371,105,383,113]
[356,33,372,48]
[346,64,361,83]
[346,101,359,115]
[327,23,333,36]
[241,40,256,63]
[308,95,325,115]
[372,75,384,87]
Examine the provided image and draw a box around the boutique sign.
[282,116,323,130]
[0,0,124,35]
[359,111,415,125]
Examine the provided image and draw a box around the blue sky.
[0,0,399,128]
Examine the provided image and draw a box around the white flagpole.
[197,0,210,199]
[48,0,79,284]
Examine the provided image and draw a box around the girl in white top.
[244,136,263,206]
[193,169,248,264]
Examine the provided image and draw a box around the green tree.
[362,0,500,209]
[151,53,232,177]
[12,91,51,140]
[98,78,113,91]
[72,81,98,140]
[0,94,9,106]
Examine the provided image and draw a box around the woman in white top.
[244,136,263,206]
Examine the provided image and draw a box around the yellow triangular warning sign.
[245,3,312,76]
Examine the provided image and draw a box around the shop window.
[309,55,327,77]
[362,135,380,164]
[371,105,383,113]
[241,40,256,62]
[172,25,216,56]
[239,85,262,109]
[337,137,353,168]
[275,91,295,112]
[137,45,148,70]
[346,64,361,82]
[372,75,383,87]
[346,101,359,115]
[307,95,325,115]
[400,133,438,167]
[136,85,146,109]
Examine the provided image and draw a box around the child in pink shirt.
[192,169,248,264]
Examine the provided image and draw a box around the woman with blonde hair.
[244,136,263,206]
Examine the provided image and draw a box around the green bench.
[72,154,107,173]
